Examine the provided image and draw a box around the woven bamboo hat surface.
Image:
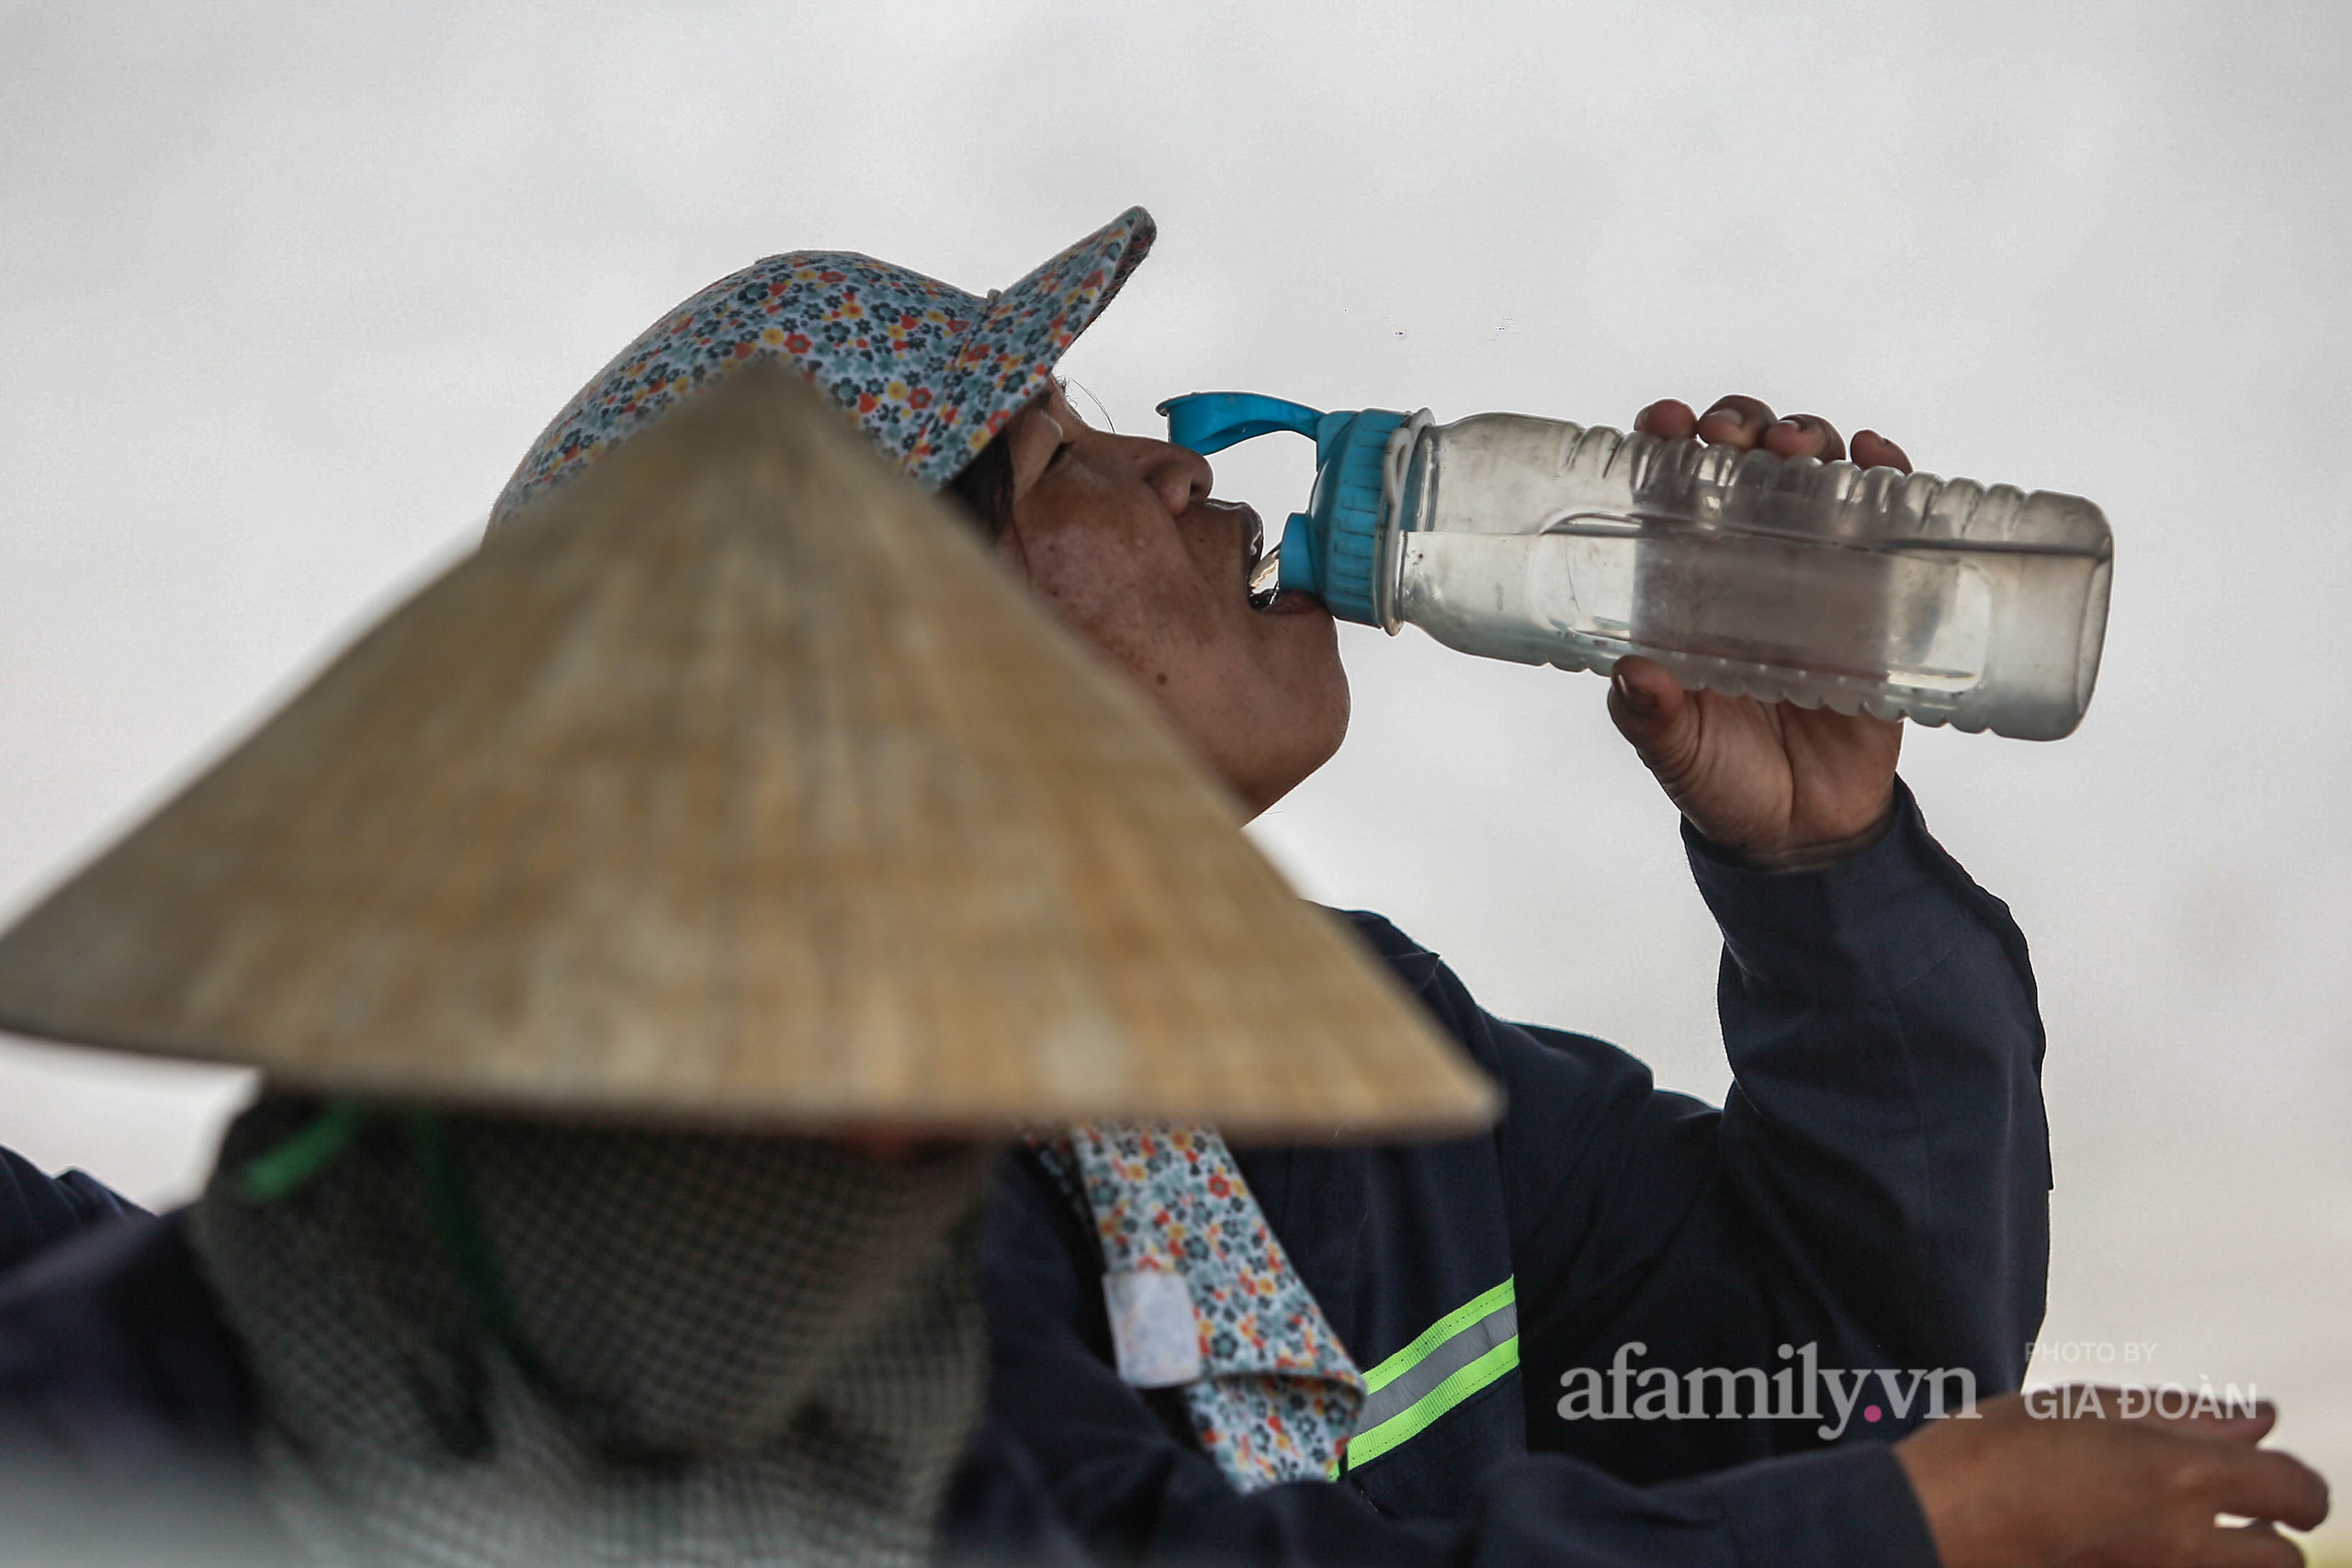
[0,361,1498,1140]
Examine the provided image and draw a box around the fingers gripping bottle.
[1159,393,2113,740]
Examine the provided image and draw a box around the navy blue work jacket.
[0,785,2046,1568]
[1,1146,140,1262]
[948,785,2046,1567]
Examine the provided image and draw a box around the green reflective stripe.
[1362,1276,1516,1393]
[1332,1277,1520,1478]
[1343,1337,1520,1472]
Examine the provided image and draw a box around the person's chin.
[1269,649,1351,778]
[1234,594,1345,727]
[1240,707,1349,817]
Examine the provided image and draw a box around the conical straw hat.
[0,361,1496,1139]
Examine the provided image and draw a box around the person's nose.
[1136,436,1214,518]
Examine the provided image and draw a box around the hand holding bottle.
[1607,396,1905,871]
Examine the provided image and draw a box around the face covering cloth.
[192,1097,991,1568]
[1036,1125,1363,1488]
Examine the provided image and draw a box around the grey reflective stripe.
[1352,1295,1517,1433]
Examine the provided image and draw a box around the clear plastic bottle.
[1160,394,2113,740]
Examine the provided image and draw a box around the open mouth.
[1248,547,1283,609]
[1236,504,1317,615]
[1243,512,1281,609]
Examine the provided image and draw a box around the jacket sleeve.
[0,1147,144,1280]
[948,1150,1942,1568]
[1489,779,2049,1481]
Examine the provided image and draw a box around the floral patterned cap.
[491,207,1156,525]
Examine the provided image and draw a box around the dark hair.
[943,433,1016,543]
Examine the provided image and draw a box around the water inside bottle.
[1394,525,2067,716]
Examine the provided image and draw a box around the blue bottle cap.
[1155,392,1408,627]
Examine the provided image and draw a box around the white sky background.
[4,0,2348,1525]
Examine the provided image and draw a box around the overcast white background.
[4,0,2347,1544]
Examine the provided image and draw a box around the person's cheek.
[1031,540,1170,677]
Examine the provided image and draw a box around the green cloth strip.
[236,1099,368,1202]
[405,1111,539,1371]
[234,1102,546,1384]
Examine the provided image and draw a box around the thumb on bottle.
[1608,658,1684,731]
[1608,659,1702,773]
[1611,665,1657,716]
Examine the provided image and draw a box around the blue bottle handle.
[1154,392,1327,456]
[1155,390,1404,626]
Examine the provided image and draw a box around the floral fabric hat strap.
[1035,1125,1364,1489]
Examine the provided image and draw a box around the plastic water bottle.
[1159,394,2113,740]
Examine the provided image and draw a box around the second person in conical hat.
[0,205,1498,1568]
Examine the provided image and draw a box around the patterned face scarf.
[1036,1126,1363,1489]
[193,1097,991,1567]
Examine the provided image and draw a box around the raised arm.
[1495,779,2047,1487]
[1508,391,2047,1432]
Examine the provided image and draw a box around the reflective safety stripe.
[1335,1277,1519,1475]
